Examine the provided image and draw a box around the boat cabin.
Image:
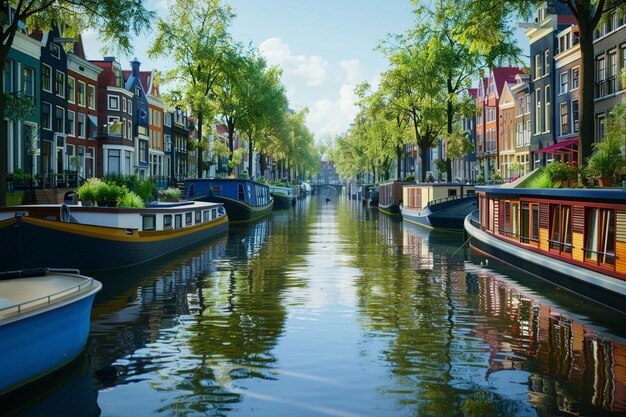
[475,187,626,280]
[403,183,475,210]
[379,181,414,210]
[185,179,271,208]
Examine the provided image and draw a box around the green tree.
[0,0,154,206]
[149,0,234,179]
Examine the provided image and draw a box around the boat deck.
[0,274,98,321]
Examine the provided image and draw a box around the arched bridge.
[311,183,344,195]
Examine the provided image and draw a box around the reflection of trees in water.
[340,201,626,416]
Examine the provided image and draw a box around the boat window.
[195,211,201,224]
[142,215,156,231]
[238,183,245,201]
[549,204,572,256]
[203,210,210,222]
[175,214,182,229]
[164,214,173,229]
[212,186,222,196]
[584,207,616,267]
[448,189,457,197]
[185,212,192,226]
[212,208,217,219]
[521,202,540,244]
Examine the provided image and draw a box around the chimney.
[131,57,141,76]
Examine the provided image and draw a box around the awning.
[534,138,578,154]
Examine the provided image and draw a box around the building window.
[560,71,568,94]
[78,113,86,138]
[55,106,64,133]
[596,57,606,97]
[108,149,121,174]
[88,85,96,109]
[113,65,124,87]
[142,215,156,231]
[42,64,52,92]
[22,66,34,97]
[549,204,572,255]
[544,85,550,132]
[571,67,579,90]
[608,50,617,94]
[535,89,541,134]
[128,100,132,115]
[127,120,132,139]
[107,116,122,136]
[584,208,616,267]
[55,71,64,97]
[50,43,60,58]
[572,100,579,133]
[42,102,52,130]
[108,95,119,110]
[544,49,550,76]
[596,115,605,142]
[67,76,75,103]
[139,139,148,164]
[67,110,75,136]
[534,54,541,80]
[78,81,86,106]
[122,97,127,112]
[164,112,171,127]
[560,103,569,136]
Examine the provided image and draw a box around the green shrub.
[117,191,145,208]
[159,187,181,201]
[77,177,104,204]
[133,179,156,203]
[545,161,568,181]
[98,182,129,204]
[476,174,485,185]
[404,175,416,181]
[528,170,557,188]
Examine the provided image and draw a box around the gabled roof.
[468,88,478,100]
[491,67,525,96]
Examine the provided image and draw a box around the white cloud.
[259,38,328,88]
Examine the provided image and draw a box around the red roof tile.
[138,71,152,94]
[468,88,478,100]
[491,67,525,95]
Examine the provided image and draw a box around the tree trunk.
[197,112,204,178]
[260,153,267,178]
[420,144,428,182]
[227,120,235,176]
[577,20,595,166]
[248,135,253,176]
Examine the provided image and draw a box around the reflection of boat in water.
[3,353,100,417]
[400,183,476,230]
[465,187,626,312]
[0,201,228,271]
[185,178,273,222]
[0,269,101,397]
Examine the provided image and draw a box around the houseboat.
[0,269,101,396]
[367,186,379,206]
[184,178,273,222]
[400,183,476,229]
[269,185,296,208]
[465,187,626,312]
[378,180,413,215]
[0,201,228,271]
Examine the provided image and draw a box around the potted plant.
[159,187,181,202]
[77,177,103,206]
[476,174,485,185]
[492,172,503,183]
[587,104,626,187]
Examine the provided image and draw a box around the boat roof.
[0,200,222,214]
[0,272,101,324]
[476,186,626,203]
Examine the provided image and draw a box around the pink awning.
[534,139,578,154]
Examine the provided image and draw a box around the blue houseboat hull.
[0,272,101,396]
[401,195,477,230]
[185,178,274,223]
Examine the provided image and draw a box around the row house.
[451,88,478,183]
[123,58,150,178]
[593,12,626,141]
[67,37,102,179]
[170,108,189,181]
[36,28,68,184]
[511,73,532,175]
[140,70,166,178]
[498,81,516,177]
[4,27,40,178]
[476,67,525,180]
[92,57,135,177]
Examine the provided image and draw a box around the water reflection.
[8,195,626,416]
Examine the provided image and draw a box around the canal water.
[7,195,626,416]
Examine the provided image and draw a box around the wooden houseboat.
[465,187,626,312]
[184,178,273,222]
[378,181,413,215]
[269,185,296,208]
[400,183,476,229]
[0,269,101,396]
[0,201,228,272]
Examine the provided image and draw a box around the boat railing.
[467,210,481,229]
[0,271,95,319]
[427,193,475,207]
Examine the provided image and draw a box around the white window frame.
[544,85,551,133]
[55,70,65,98]
[77,113,86,138]
[127,99,132,115]
[571,66,579,90]
[55,105,65,134]
[88,85,96,109]
[67,76,76,104]
[535,89,541,134]
[42,64,52,92]
[559,72,568,95]
[78,80,86,107]
[108,95,120,111]
[67,110,75,136]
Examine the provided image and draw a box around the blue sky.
[83,0,527,142]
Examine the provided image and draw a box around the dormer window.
[113,65,124,88]
[537,8,547,23]
[50,43,60,59]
